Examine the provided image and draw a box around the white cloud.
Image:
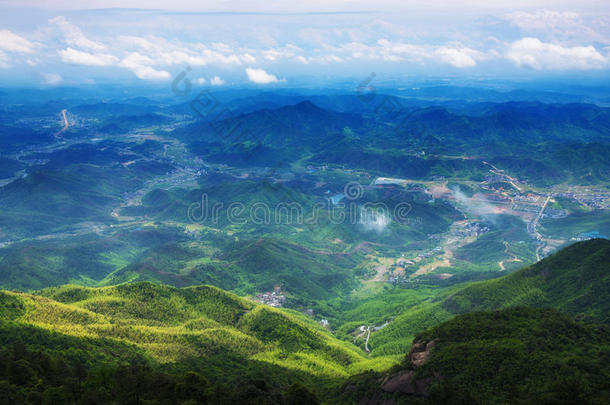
[507,10,581,32]
[211,42,233,53]
[326,40,488,67]
[59,48,118,66]
[118,52,171,80]
[506,37,607,70]
[117,35,246,67]
[49,16,105,51]
[41,72,63,85]
[296,54,344,64]
[261,44,301,61]
[245,67,283,84]
[0,51,9,68]
[505,10,610,45]
[318,54,344,63]
[112,39,247,81]
[210,76,225,85]
[376,39,428,62]
[0,30,34,53]
[130,65,171,80]
[241,53,257,64]
[324,40,429,63]
[435,47,478,68]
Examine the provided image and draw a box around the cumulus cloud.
[119,52,171,80]
[210,76,225,85]
[59,48,118,66]
[0,30,34,53]
[196,77,206,85]
[49,16,105,51]
[435,47,478,68]
[506,38,607,70]
[245,67,283,84]
[41,72,63,85]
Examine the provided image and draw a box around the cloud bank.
[0,6,608,83]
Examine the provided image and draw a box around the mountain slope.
[343,307,610,405]
[0,282,393,391]
[369,239,610,355]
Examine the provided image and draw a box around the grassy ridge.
[0,282,395,391]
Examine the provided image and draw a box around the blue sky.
[0,1,608,87]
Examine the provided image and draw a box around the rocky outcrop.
[408,338,437,367]
[380,338,439,397]
[345,338,440,405]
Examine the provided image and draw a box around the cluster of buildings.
[554,190,609,210]
[571,231,609,241]
[482,193,512,203]
[305,164,328,173]
[255,285,287,307]
[418,246,443,259]
[513,193,542,203]
[455,222,490,238]
[541,207,568,219]
[484,174,507,184]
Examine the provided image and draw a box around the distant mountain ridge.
[172,98,610,185]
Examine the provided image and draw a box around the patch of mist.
[450,185,501,227]
[358,205,390,233]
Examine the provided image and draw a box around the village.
[255,285,287,307]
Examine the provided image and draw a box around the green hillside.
[369,239,610,355]
[342,307,610,405]
[1,240,609,403]
[0,282,395,403]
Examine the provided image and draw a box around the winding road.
[529,194,551,261]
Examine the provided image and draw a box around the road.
[54,109,70,137]
[482,161,522,192]
[529,194,551,261]
[353,325,372,352]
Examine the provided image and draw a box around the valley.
[0,88,609,404]
[1,94,609,321]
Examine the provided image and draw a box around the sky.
[0,1,608,88]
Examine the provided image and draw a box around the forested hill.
[369,238,610,356]
[0,282,391,403]
[0,239,608,403]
